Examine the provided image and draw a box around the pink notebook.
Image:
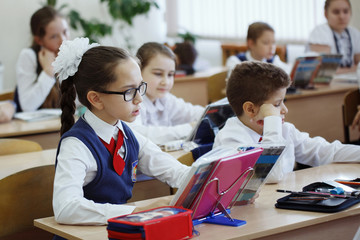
[184,148,263,220]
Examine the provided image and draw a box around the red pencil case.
[107,206,193,240]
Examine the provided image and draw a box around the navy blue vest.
[236,52,274,63]
[56,117,140,204]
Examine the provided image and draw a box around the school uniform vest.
[56,117,139,204]
[236,52,274,63]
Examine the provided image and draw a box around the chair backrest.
[0,139,43,156]
[0,90,14,101]
[221,43,287,66]
[0,165,55,238]
[207,70,228,104]
[342,89,360,143]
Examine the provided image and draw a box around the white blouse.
[15,48,56,111]
[53,109,190,225]
[226,51,292,77]
[129,94,205,145]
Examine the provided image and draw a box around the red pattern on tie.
[100,129,125,176]
[258,136,263,143]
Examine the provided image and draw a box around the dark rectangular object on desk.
[275,182,360,213]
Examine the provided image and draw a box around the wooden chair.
[220,43,287,66]
[0,90,14,101]
[0,165,55,239]
[0,139,42,156]
[342,89,360,144]
[207,70,228,103]
[170,152,195,195]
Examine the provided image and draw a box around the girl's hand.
[0,101,15,123]
[351,108,360,132]
[38,47,56,77]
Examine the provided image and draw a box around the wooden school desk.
[0,118,61,150]
[285,78,358,143]
[171,66,228,106]
[34,163,360,240]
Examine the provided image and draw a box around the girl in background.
[15,6,70,112]
[307,0,360,73]
[52,38,190,226]
[130,42,205,145]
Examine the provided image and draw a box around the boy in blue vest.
[226,22,291,76]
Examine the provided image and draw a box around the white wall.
[0,0,166,91]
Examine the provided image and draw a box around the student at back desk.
[306,0,360,74]
[129,42,204,145]
[226,21,291,77]
[14,6,70,112]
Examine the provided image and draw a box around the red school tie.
[100,129,125,176]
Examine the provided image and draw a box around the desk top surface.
[34,163,360,240]
[174,66,228,82]
[0,118,61,138]
[286,78,358,100]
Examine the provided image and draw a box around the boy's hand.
[38,47,56,77]
[254,104,280,126]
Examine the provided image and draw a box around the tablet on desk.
[170,147,264,224]
[290,56,322,89]
[313,54,342,84]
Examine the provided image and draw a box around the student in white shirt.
[226,22,291,77]
[52,38,190,227]
[307,0,360,73]
[129,42,204,145]
[213,61,360,183]
[15,6,70,112]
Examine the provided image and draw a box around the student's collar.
[144,94,166,111]
[246,51,267,63]
[236,117,263,143]
[83,109,128,144]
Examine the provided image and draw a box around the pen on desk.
[276,189,351,199]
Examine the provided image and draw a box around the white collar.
[143,94,166,111]
[245,51,268,63]
[83,109,128,144]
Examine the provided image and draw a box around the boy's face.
[141,53,176,103]
[251,87,288,134]
[325,0,351,33]
[248,30,275,61]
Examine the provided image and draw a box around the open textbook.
[14,109,62,122]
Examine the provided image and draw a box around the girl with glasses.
[52,38,190,228]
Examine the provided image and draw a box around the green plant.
[177,31,198,44]
[45,0,159,46]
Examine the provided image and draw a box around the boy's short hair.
[226,61,290,116]
[247,22,274,42]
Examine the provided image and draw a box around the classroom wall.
[0,0,359,91]
[0,0,167,91]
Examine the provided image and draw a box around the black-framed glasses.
[98,82,147,102]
